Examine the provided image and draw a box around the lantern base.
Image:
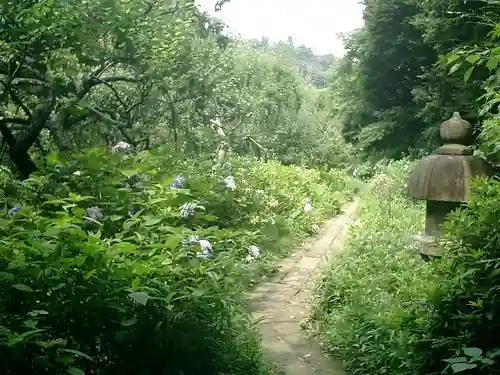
[410,233,443,260]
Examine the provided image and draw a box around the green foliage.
[312,162,500,375]
[327,0,438,158]
[0,146,354,374]
[0,0,351,178]
[313,1,500,375]
[312,160,438,375]
[0,0,357,372]
[249,37,336,89]
[326,0,500,159]
[417,178,500,374]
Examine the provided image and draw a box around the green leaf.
[23,319,38,328]
[444,357,467,364]
[8,329,44,347]
[449,63,462,75]
[0,272,14,280]
[36,338,67,348]
[488,348,500,358]
[60,348,93,361]
[112,242,137,252]
[143,216,162,226]
[129,291,149,306]
[451,363,477,372]
[486,58,499,71]
[192,288,205,297]
[465,54,481,64]
[464,66,474,82]
[28,310,49,317]
[463,347,483,357]
[12,284,34,292]
[481,358,495,365]
[120,318,138,327]
[67,367,85,375]
[131,277,140,289]
[447,54,460,64]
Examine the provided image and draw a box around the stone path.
[248,200,359,375]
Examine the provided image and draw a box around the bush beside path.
[0,147,356,375]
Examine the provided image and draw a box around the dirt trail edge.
[248,199,359,375]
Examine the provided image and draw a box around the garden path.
[248,199,359,375]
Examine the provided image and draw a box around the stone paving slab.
[248,200,359,375]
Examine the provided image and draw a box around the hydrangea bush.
[0,146,354,375]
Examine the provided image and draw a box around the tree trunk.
[9,148,37,179]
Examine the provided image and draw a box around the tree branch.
[86,106,137,146]
[9,91,32,118]
[0,118,21,148]
[77,75,141,101]
[18,97,56,154]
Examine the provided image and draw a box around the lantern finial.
[439,111,472,146]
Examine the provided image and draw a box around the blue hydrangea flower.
[85,206,104,222]
[249,245,260,258]
[182,235,200,246]
[7,207,21,218]
[180,202,197,218]
[197,239,213,259]
[127,206,140,218]
[181,235,213,259]
[168,175,186,189]
[224,175,236,190]
[245,245,260,262]
[111,141,132,153]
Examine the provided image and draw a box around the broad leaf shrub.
[311,160,440,375]
[311,160,500,375]
[0,146,354,375]
[417,178,500,375]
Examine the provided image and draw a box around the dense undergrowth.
[0,146,354,375]
[312,160,500,375]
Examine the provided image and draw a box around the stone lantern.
[407,112,491,257]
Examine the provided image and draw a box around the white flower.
[268,199,278,208]
[73,170,82,176]
[197,239,213,259]
[169,175,186,189]
[180,202,197,218]
[245,245,260,262]
[224,175,236,190]
[249,245,260,258]
[182,235,200,246]
[111,141,132,153]
[255,189,264,195]
[304,198,312,213]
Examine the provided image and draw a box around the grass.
[310,161,441,375]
